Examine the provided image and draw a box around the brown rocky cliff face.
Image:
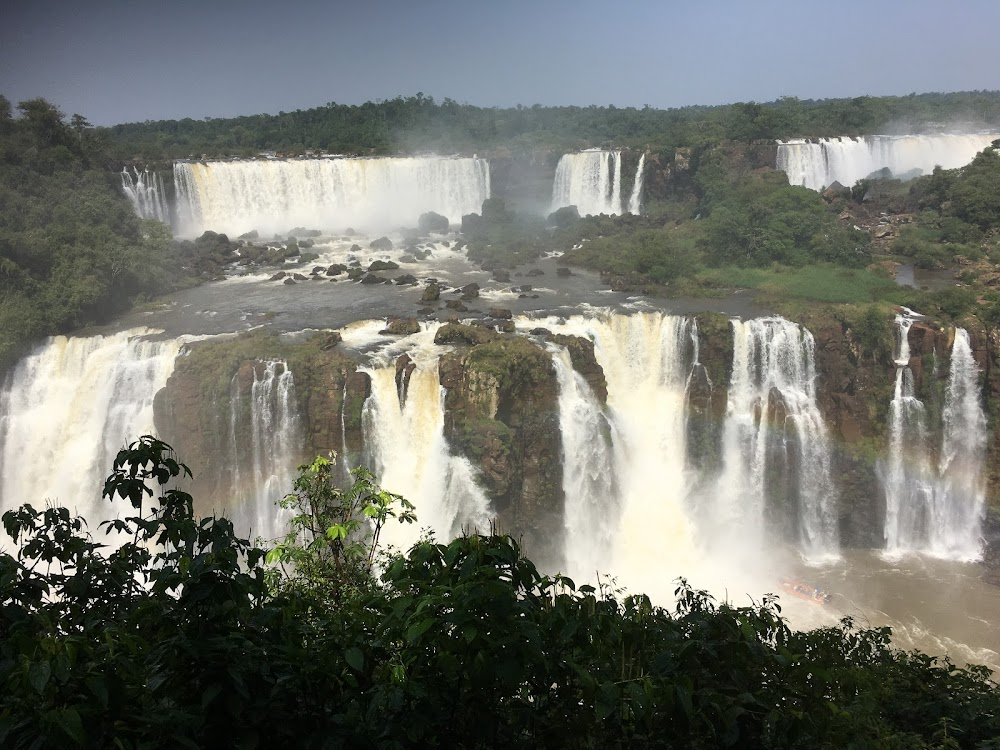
[439,330,564,569]
[153,335,366,512]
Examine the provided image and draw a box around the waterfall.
[776,133,998,191]
[228,361,301,542]
[548,345,618,581]
[930,329,986,559]
[534,312,699,590]
[627,153,645,215]
[121,167,170,223]
[0,330,182,538]
[361,349,491,551]
[881,323,986,560]
[173,156,491,237]
[883,315,933,555]
[550,150,624,216]
[716,318,839,561]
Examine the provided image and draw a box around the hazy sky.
[2,0,999,126]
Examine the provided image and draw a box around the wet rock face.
[152,332,368,509]
[439,335,564,570]
[548,334,607,404]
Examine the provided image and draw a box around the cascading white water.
[550,150,623,216]
[548,344,618,580]
[883,316,933,555]
[881,323,987,560]
[360,334,491,550]
[716,318,839,561]
[627,153,645,215]
[121,167,170,223]
[228,361,301,542]
[173,156,491,237]
[930,329,986,559]
[777,133,998,191]
[532,312,699,592]
[0,330,182,541]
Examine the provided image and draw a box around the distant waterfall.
[777,133,998,191]
[548,345,618,580]
[930,329,986,559]
[228,361,301,542]
[551,150,623,216]
[627,153,645,215]
[361,346,492,550]
[173,156,491,237]
[0,330,182,534]
[121,167,170,223]
[881,323,986,560]
[716,318,839,561]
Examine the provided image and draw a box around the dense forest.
[108,90,1000,160]
[2,437,999,748]
[0,96,241,371]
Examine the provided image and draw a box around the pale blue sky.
[2,0,998,125]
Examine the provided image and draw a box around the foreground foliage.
[1,438,998,748]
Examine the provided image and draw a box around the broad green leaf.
[345,647,364,672]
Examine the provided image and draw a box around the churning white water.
[174,156,491,237]
[228,361,302,542]
[715,318,839,562]
[532,312,699,594]
[360,330,492,550]
[0,330,183,540]
[121,167,170,223]
[776,133,998,191]
[548,344,618,580]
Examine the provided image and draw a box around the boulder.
[446,300,469,312]
[395,274,418,285]
[369,236,393,252]
[526,268,544,277]
[363,273,388,285]
[293,273,308,281]
[496,320,516,333]
[548,205,580,228]
[556,267,572,277]
[434,323,499,346]
[380,317,420,336]
[821,181,851,201]
[460,282,481,300]
[283,278,296,285]
[489,307,513,320]
[368,260,399,272]
[269,271,287,281]
[418,211,450,233]
[421,282,441,302]
[492,269,511,283]
[325,264,347,276]
[461,212,484,235]
[399,254,418,264]
[347,268,365,280]
[350,244,362,253]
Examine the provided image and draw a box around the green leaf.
[345,647,364,672]
[326,524,348,540]
[406,617,435,642]
[29,661,51,694]
[54,707,85,745]
[264,546,283,565]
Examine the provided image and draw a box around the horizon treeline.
[104,90,1000,161]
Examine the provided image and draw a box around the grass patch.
[696,264,898,304]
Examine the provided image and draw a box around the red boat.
[779,577,832,605]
